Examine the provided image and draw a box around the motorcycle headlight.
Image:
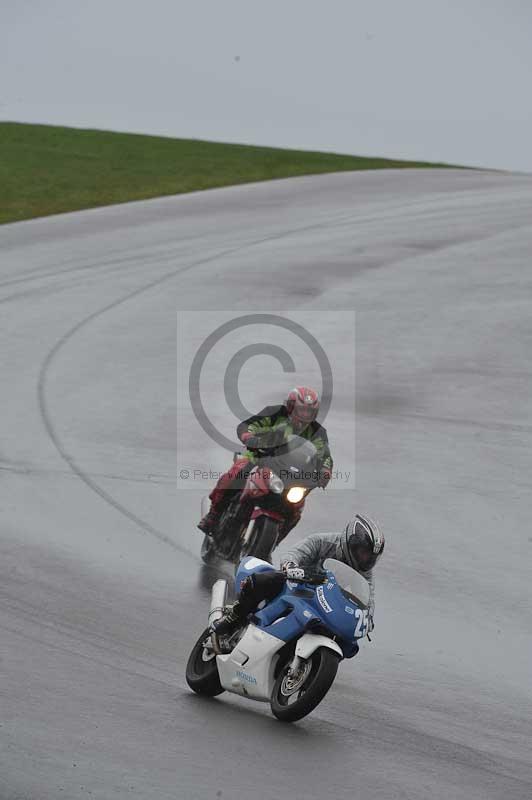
[268,472,284,494]
[286,486,306,504]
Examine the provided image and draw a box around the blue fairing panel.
[234,559,364,658]
[256,596,322,642]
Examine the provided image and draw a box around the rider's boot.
[210,574,257,637]
[210,601,245,637]
[199,459,250,536]
[197,506,221,536]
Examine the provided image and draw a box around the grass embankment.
[0,122,452,224]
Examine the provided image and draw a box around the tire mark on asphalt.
[37,188,532,561]
[36,217,348,559]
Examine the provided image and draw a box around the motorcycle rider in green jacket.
[198,386,333,544]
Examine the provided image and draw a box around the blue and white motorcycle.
[186,556,371,722]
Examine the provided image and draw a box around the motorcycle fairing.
[216,624,285,701]
[235,557,364,658]
[239,466,272,503]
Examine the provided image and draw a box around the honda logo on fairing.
[236,670,257,685]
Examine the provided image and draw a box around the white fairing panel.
[217,625,285,701]
[241,557,272,571]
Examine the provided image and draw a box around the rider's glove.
[367,613,375,633]
[281,560,298,572]
[283,563,327,585]
[284,566,306,580]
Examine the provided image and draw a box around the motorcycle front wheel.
[270,647,340,722]
[186,628,224,696]
[240,515,279,562]
[200,535,216,564]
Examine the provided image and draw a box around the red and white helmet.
[286,386,320,430]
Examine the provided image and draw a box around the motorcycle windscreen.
[323,558,370,609]
[277,435,318,464]
[273,436,319,481]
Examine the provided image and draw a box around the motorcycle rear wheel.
[270,647,340,722]
[186,628,224,696]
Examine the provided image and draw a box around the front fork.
[288,654,303,675]
[242,517,256,547]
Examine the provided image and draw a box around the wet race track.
[1,169,532,798]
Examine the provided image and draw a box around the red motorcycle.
[200,436,320,564]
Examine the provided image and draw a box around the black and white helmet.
[341,514,385,572]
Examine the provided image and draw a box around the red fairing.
[209,457,250,506]
[239,466,272,503]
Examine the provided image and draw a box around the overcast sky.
[2,0,532,171]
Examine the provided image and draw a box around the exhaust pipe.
[208,579,228,628]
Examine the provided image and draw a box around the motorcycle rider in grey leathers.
[212,513,385,638]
